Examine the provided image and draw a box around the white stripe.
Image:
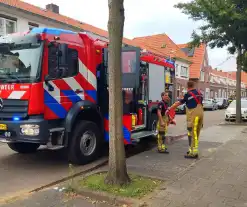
[8,91,26,99]
[64,77,84,100]
[79,59,97,89]
[87,69,97,89]
[79,59,87,79]
[43,81,61,103]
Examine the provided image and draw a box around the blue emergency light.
[13,117,20,121]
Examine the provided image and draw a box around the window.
[48,45,78,79]
[28,22,39,31]
[200,70,205,81]
[122,51,136,73]
[0,17,16,36]
[180,66,188,77]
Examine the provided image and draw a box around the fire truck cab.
[0,28,174,165]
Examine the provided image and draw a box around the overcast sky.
[23,0,236,71]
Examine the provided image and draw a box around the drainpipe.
[227,72,229,99]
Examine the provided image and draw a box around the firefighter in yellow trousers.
[156,92,170,153]
[170,81,204,158]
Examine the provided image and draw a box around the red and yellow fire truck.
[0,28,175,164]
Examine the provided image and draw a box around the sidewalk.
[1,125,246,207]
[0,189,115,207]
[146,126,247,207]
[125,125,245,180]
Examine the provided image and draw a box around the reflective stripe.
[8,91,26,99]
[193,116,199,154]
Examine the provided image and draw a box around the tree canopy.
[175,0,247,70]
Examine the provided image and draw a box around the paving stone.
[146,127,247,206]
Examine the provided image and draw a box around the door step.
[47,127,65,149]
[46,144,64,150]
[49,127,65,133]
[131,131,155,143]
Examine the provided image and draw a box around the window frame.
[180,66,188,78]
[0,16,17,36]
[200,70,205,81]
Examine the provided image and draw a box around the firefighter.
[156,91,170,153]
[169,81,204,159]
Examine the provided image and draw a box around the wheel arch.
[65,100,103,134]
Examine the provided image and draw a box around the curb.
[0,157,108,204]
[218,121,247,126]
[31,158,108,193]
[69,169,159,207]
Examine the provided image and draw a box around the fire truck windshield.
[0,38,43,83]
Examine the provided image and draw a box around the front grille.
[0,99,28,120]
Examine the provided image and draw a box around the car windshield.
[0,34,43,83]
[228,100,247,108]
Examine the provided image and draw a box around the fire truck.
[0,28,175,165]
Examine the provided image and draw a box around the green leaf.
[174,0,247,70]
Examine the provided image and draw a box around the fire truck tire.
[68,121,102,165]
[7,143,40,154]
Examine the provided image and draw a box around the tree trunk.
[105,0,130,186]
[236,47,242,123]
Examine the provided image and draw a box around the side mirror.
[45,75,50,81]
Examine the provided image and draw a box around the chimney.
[46,3,59,14]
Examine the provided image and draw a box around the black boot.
[184,153,198,159]
[158,144,169,154]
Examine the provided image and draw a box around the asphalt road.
[0,110,226,202]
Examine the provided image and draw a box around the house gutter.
[173,57,192,64]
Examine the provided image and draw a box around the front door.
[44,44,84,120]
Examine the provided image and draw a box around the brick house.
[178,43,211,99]
[209,69,247,98]
[132,34,192,99]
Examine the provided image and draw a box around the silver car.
[203,99,218,111]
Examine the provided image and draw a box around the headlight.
[20,124,40,136]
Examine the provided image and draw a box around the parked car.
[176,103,186,114]
[203,99,218,111]
[225,100,247,121]
[215,98,228,109]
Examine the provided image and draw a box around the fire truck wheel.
[68,121,102,165]
[7,142,40,154]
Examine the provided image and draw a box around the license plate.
[0,124,7,131]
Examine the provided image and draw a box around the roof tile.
[0,0,134,45]
[178,43,206,79]
[132,34,190,62]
